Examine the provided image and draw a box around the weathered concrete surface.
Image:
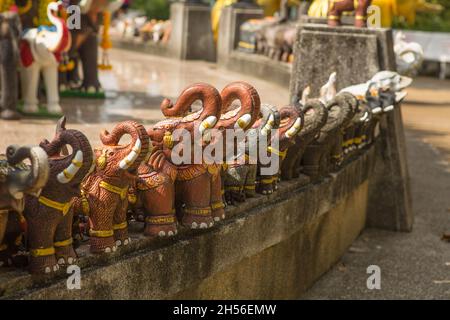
[169,2,216,61]
[289,24,412,232]
[1,147,374,299]
[289,24,395,98]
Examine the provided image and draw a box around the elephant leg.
[79,33,102,93]
[142,175,177,238]
[244,164,257,198]
[113,199,130,247]
[25,205,60,274]
[0,210,8,267]
[210,170,225,222]
[281,146,299,180]
[178,173,214,229]
[257,174,275,195]
[42,64,62,114]
[88,195,117,254]
[0,211,27,267]
[54,209,77,266]
[20,64,40,113]
[355,0,371,27]
[224,164,247,205]
[301,144,323,182]
[331,137,344,170]
[0,40,20,120]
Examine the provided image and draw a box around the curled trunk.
[6,145,49,196]
[220,81,261,130]
[160,83,222,122]
[100,120,150,172]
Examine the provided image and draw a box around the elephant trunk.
[326,92,359,130]
[299,100,328,137]
[6,145,49,196]
[100,120,150,171]
[40,129,93,185]
[160,83,222,132]
[278,106,302,140]
[220,81,261,130]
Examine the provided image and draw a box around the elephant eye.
[108,151,114,156]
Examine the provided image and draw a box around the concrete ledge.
[0,145,375,299]
[221,51,292,88]
[111,37,171,58]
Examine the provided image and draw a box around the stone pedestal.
[290,24,413,232]
[217,4,264,65]
[169,2,216,62]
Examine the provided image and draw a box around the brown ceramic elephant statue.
[301,92,357,182]
[281,90,328,181]
[0,10,22,120]
[136,83,222,237]
[223,103,280,205]
[23,118,93,274]
[76,120,150,253]
[0,144,49,267]
[328,0,372,27]
[213,81,261,210]
[257,105,302,194]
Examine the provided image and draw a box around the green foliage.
[131,0,170,20]
[394,0,450,32]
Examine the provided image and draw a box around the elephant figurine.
[281,88,328,181]
[257,105,302,194]
[328,0,372,28]
[24,117,93,274]
[19,1,71,114]
[0,10,22,120]
[212,81,261,212]
[223,103,280,205]
[137,83,222,236]
[301,92,357,182]
[60,0,122,93]
[0,144,49,267]
[76,121,150,253]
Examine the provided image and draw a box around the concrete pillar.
[289,24,413,232]
[217,4,264,66]
[169,2,216,62]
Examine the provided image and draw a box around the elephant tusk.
[360,111,369,122]
[199,116,218,134]
[119,139,142,170]
[260,114,275,136]
[285,118,302,138]
[235,113,252,130]
[57,151,83,184]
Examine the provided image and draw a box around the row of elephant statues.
[0,71,411,275]
[0,0,122,120]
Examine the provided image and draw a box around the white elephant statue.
[19,1,71,114]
